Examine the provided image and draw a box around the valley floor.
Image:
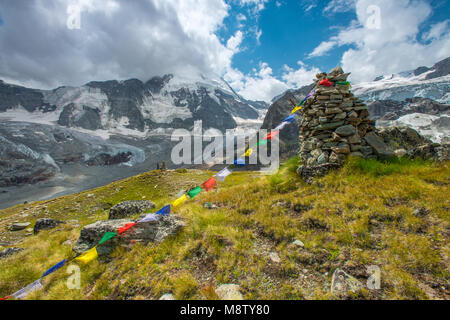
[0,157,449,300]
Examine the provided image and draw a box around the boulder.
[215,284,244,300]
[331,268,364,297]
[0,247,23,259]
[364,132,395,159]
[10,222,31,231]
[108,200,155,220]
[73,215,185,255]
[34,218,65,234]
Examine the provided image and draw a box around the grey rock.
[269,252,281,263]
[34,218,65,234]
[159,293,176,300]
[331,268,364,297]
[73,215,185,255]
[316,121,345,131]
[10,222,31,231]
[0,247,23,259]
[335,125,356,137]
[364,132,395,159]
[292,240,304,248]
[215,284,244,300]
[395,149,407,157]
[108,200,155,220]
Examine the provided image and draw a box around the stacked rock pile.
[298,66,395,179]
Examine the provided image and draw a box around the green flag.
[257,139,268,146]
[99,232,117,245]
[187,186,202,199]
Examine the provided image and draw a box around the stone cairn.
[298,66,394,181]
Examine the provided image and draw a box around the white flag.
[215,167,232,181]
[137,213,160,223]
[13,279,43,299]
[274,122,288,131]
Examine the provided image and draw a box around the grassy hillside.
[0,157,448,300]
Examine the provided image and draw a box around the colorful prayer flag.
[41,259,66,278]
[118,223,137,235]
[274,122,288,131]
[201,177,217,192]
[242,148,253,157]
[12,279,43,299]
[283,115,295,123]
[137,213,160,223]
[74,246,99,264]
[156,205,171,215]
[265,130,280,140]
[290,105,302,114]
[187,186,202,199]
[99,232,117,245]
[0,295,11,300]
[215,167,232,181]
[257,139,268,146]
[172,194,188,208]
[234,158,246,166]
[319,78,332,87]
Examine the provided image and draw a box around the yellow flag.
[172,194,187,208]
[74,246,98,264]
[242,148,253,157]
[290,106,302,114]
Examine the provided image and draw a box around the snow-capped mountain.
[353,57,450,143]
[0,73,267,135]
[0,74,268,208]
[353,57,450,104]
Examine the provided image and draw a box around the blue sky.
[0,0,449,102]
[215,0,450,101]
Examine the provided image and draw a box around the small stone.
[335,125,356,137]
[34,218,65,234]
[109,200,156,220]
[0,247,23,259]
[269,252,281,263]
[292,240,304,248]
[317,152,328,164]
[333,143,350,154]
[331,268,364,297]
[10,222,31,231]
[347,134,361,144]
[395,149,407,157]
[333,112,347,120]
[215,284,243,300]
[159,293,175,300]
[350,152,364,157]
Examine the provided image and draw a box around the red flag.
[319,78,332,87]
[201,177,217,192]
[118,223,137,234]
[0,295,11,300]
[265,130,280,140]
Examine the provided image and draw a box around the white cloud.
[308,40,338,57]
[422,19,450,41]
[225,61,319,102]
[309,0,450,82]
[282,61,321,88]
[0,0,233,88]
[227,30,244,53]
[239,0,269,13]
[323,0,356,13]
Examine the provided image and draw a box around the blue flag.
[283,115,295,123]
[41,259,66,278]
[156,205,171,216]
[234,158,246,166]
